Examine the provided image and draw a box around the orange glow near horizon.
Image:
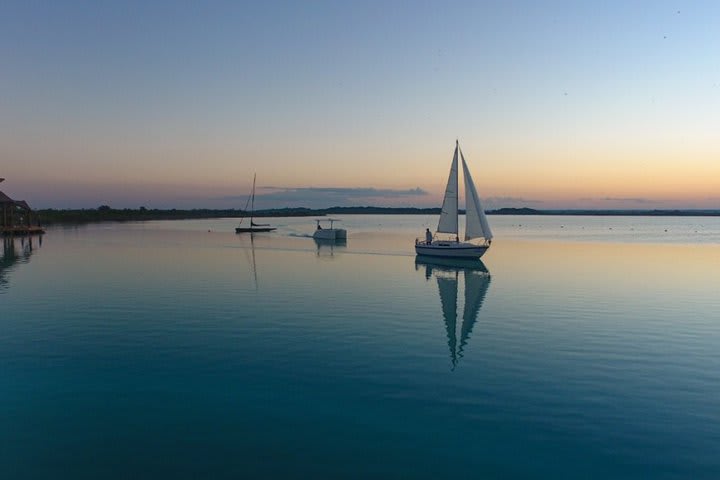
[4,95,720,209]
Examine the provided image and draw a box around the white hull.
[416,141,492,259]
[313,228,347,241]
[415,241,489,258]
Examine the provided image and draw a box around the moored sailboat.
[415,141,492,258]
[235,173,276,233]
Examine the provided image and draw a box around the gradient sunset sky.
[2,1,719,209]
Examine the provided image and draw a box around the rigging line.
[250,173,256,224]
[239,191,252,225]
[238,174,254,225]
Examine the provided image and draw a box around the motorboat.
[313,218,347,241]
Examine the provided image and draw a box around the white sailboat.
[415,140,493,258]
[235,173,276,234]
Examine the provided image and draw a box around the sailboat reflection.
[415,255,491,369]
[1,235,42,292]
[313,237,347,258]
[236,232,260,290]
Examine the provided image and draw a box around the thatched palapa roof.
[0,191,32,209]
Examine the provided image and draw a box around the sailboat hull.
[415,242,489,258]
[235,227,276,233]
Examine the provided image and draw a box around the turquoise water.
[3,215,720,479]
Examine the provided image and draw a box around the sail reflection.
[1,235,42,292]
[415,255,491,369]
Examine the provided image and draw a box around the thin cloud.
[219,186,429,208]
[578,197,658,204]
[263,186,427,198]
[602,197,657,204]
[482,196,543,209]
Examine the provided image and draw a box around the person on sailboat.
[425,228,432,245]
[414,141,492,259]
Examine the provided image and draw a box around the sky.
[1,1,719,209]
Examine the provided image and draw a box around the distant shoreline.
[34,206,720,225]
[487,207,720,216]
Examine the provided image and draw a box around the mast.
[250,173,256,226]
[455,140,459,229]
[455,140,459,231]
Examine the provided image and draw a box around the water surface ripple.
[2,216,719,479]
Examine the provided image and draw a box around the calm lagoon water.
[2,215,720,479]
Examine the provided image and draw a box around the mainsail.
[461,150,493,241]
[437,143,459,234]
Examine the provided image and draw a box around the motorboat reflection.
[313,236,347,258]
[415,255,491,369]
[1,235,42,292]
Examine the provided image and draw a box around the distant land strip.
[35,206,720,225]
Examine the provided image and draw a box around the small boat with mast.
[415,140,492,258]
[235,173,276,233]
